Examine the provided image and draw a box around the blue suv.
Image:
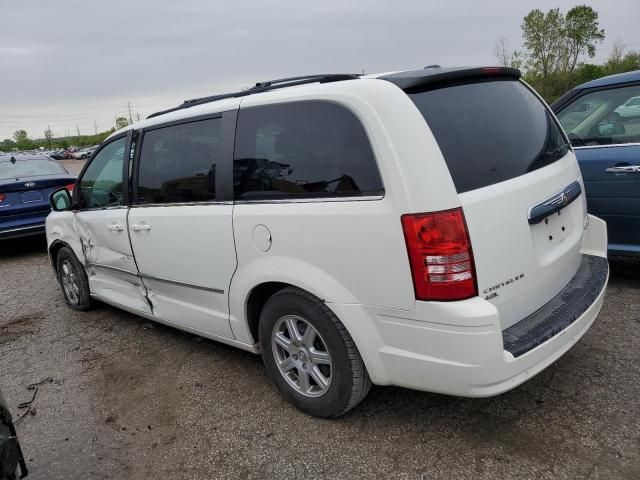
[553,70,640,256]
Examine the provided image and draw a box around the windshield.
[408,78,569,193]
[0,159,65,180]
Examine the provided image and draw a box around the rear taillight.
[0,193,4,203]
[65,183,75,194]
[401,208,477,301]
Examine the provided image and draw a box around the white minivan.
[46,68,609,417]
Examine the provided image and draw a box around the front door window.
[78,137,126,209]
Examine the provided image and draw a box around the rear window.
[0,158,65,180]
[408,78,569,193]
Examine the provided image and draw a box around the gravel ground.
[0,236,639,480]
[58,159,85,177]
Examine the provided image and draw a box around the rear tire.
[259,287,371,418]
[56,247,92,311]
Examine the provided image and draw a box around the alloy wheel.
[271,315,332,397]
[60,259,80,306]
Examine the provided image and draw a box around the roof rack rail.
[147,73,360,119]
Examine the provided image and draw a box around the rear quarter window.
[233,101,384,200]
[408,78,569,193]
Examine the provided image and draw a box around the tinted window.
[79,137,126,209]
[408,79,569,193]
[0,158,65,180]
[556,84,640,147]
[234,101,383,199]
[137,118,220,204]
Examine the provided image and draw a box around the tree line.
[1,116,131,152]
[496,4,639,102]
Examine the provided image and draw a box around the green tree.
[562,5,605,73]
[507,5,606,102]
[44,127,54,147]
[1,139,17,151]
[115,117,129,130]
[13,130,28,144]
[605,40,640,75]
[521,8,565,78]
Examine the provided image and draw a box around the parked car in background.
[48,149,66,160]
[46,68,608,417]
[63,147,78,159]
[72,147,95,160]
[614,95,640,119]
[0,154,75,239]
[553,70,640,256]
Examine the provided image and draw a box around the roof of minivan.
[108,66,519,140]
[574,69,640,90]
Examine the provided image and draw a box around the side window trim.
[122,129,134,206]
[74,132,129,211]
[131,111,233,206]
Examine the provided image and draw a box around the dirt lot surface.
[1,235,639,479]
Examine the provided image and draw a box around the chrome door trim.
[130,201,233,208]
[573,142,640,150]
[87,263,224,294]
[138,272,224,294]
[234,194,385,205]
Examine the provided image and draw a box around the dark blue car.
[553,70,640,256]
[0,154,75,239]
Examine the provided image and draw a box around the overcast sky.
[1,0,638,140]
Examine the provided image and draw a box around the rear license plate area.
[19,191,43,203]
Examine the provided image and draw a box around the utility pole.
[127,101,134,124]
[136,112,141,122]
[76,125,81,137]
[94,120,98,135]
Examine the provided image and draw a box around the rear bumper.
[329,214,608,397]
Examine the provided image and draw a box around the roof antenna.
[424,64,441,69]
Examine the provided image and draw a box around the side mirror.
[50,188,73,211]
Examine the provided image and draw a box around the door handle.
[106,223,124,232]
[130,223,151,232]
[605,165,640,174]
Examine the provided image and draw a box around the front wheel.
[56,247,92,310]
[259,287,371,418]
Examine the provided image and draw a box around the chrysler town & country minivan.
[46,68,609,417]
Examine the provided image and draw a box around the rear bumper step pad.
[502,255,608,358]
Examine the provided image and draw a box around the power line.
[127,101,134,124]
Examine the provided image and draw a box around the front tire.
[259,287,371,418]
[56,247,92,311]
